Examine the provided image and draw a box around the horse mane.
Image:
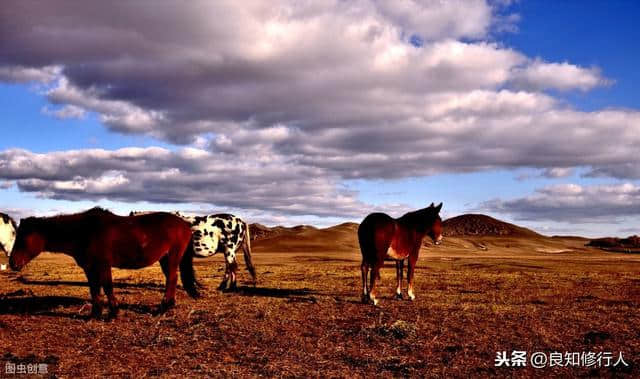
[398,206,441,231]
[83,206,114,216]
[1,212,17,229]
[20,207,116,229]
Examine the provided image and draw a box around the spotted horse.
[0,212,17,257]
[131,211,256,291]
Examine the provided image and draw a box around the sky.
[0,0,639,237]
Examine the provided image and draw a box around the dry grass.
[0,227,639,377]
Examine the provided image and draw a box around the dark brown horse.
[9,207,199,318]
[358,203,443,305]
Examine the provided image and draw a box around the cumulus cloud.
[374,0,492,40]
[0,2,609,140]
[0,1,637,221]
[0,147,412,218]
[41,104,87,120]
[0,65,61,84]
[510,59,611,91]
[482,183,640,223]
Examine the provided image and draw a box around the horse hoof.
[159,299,176,314]
[217,282,228,291]
[229,282,238,292]
[361,294,369,304]
[395,293,403,300]
[89,306,103,319]
[107,307,119,320]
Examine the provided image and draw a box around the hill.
[248,222,358,254]
[442,214,542,238]
[251,214,544,244]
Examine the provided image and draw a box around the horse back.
[91,212,192,268]
[123,212,192,247]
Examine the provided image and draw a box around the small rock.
[389,320,416,339]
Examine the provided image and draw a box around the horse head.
[427,202,443,245]
[9,217,45,271]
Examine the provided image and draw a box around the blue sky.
[502,0,640,111]
[0,1,639,237]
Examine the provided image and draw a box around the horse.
[0,212,17,256]
[358,202,443,305]
[8,207,199,318]
[130,211,256,291]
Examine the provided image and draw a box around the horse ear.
[429,202,434,208]
[435,202,443,212]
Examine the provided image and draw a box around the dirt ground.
[0,227,639,377]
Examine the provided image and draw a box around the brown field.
[1,223,639,377]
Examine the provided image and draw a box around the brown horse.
[358,203,443,305]
[8,207,199,318]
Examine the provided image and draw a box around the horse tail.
[357,221,373,261]
[180,237,200,298]
[242,222,257,284]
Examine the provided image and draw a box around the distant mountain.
[249,223,309,241]
[442,214,542,238]
[587,235,640,249]
[249,222,359,253]
[246,216,599,255]
[251,214,543,242]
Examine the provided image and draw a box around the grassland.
[0,224,639,377]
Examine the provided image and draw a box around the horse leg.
[100,267,118,319]
[395,260,404,300]
[360,262,370,303]
[228,257,238,292]
[218,260,230,291]
[368,261,382,306]
[159,256,173,306]
[160,253,179,312]
[407,255,418,301]
[84,267,103,319]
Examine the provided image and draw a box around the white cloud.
[0,65,61,84]
[42,104,86,119]
[511,59,611,91]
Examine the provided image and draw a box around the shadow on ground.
[17,277,165,290]
[0,295,86,318]
[235,285,317,299]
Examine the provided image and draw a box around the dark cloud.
[481,183,640,223]
[0,147,410,218]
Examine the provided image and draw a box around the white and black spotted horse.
[0,212,17,258]
[130,211,256,291]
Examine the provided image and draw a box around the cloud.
[41,104,86,120]
[0,147,411,219]
[510,59,611,91]
[0,1,606,141]
[45,77,164,134]
[481,183,640,223]
[541,167,574,179]
[374,0,493,40]
[0,1,637,221]
[0,65,61,84]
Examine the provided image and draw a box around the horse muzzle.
[9,258,23,272]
